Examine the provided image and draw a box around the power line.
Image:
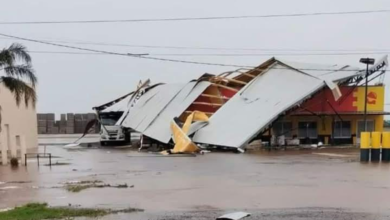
[2,36,390,52]
[0,32,253,68]
[0,10,389,25]
[28,50,390,56]
[1,32,388,72]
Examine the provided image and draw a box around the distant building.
[0,83,38,156]
[36,113,98,134]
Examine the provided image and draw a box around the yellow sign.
[353,86,384,111]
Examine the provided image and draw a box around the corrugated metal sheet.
[278,59,362,81]
[193,60,362,148]
[121,81,210,143]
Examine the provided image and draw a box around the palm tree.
[0,43,37,132]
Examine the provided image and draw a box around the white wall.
[0,83,38,151]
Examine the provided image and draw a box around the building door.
[356,120,375,144]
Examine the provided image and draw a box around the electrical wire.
[1,32,389,72]
[0,10,389,25]
[28,50,390,56]
[0,32,253,68]
[2,36,390,52]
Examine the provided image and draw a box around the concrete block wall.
[37,113,98,134]
[37,114,47,134]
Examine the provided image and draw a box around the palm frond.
[7,43,31,63]
[0,48,14,67]
[3,64,37,87]
[0,76,37,107]
[0,43,31,67]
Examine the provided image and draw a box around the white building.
[0,83,38,164]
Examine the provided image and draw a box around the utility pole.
[364,62,369,131]
[359,58,375,131]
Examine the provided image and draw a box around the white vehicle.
[93,93,133,146]
[93,80,150,146]
[99,112,130,146]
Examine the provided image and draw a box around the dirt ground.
[1,136,390,219]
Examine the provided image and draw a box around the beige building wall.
[0,83,38,151]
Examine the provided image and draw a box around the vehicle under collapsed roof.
[95,56,389,151]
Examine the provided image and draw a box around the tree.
[0,43,37,132]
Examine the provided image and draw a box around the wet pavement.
[1,136,390,219]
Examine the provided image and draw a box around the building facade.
[0,83,38,156]
[271,85,386,145]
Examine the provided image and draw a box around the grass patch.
[64,180,130,193]
[0,203,108,220]
[65,184,91,193]
[6,181,32,184]
[111,207,144,214]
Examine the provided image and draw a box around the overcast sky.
[1,0,390,114]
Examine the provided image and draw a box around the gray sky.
[1,0,390,114]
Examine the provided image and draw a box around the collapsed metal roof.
[192,58,363,148]
[93,57,388,150]
[101,95,132,113]
[120,81,211,143]
[92,92,134,112]
[93,80,159,113]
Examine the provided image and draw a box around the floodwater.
[1,136,390,219]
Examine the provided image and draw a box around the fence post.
[382,132,390,162]
[360,132,371,162]
[371,132,381,162]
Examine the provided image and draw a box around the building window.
[273,121,293,137]
[298,121,317,138]
[333,121,351,138]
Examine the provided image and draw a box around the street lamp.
[359,58,375,131]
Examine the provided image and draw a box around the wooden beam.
[215,76,247,85]
[240,73,256,78]
[211,83,239,92]
[200,94,230,100]
[192,102,223,107]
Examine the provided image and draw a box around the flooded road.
[1,136,390,219]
